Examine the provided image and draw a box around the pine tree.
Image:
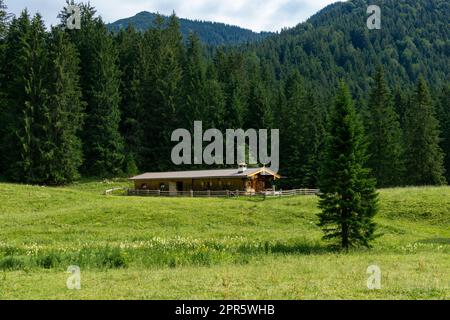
[298,91,326,188]
[136,14,183,171]
[404,78,445,185]
[365,67,404,187]
[116,25,142,174]
[318,82,379,250]
[166,13,185,62]
[0,11,31,180]
[204,63,226,130]
[279,72,305,188]
[0,0,9,39]
[246,80,273,129]
[22,14,52,183]
[244,53,273,130]
[436,85,450,183]
[0,0,10,178]
[44,28,84,184]
[65,5,124,177]
[181,32,206,128]
[215,50,248,129]
[0,12,50,183]
[393,86,409,129]
[279,71,325,188]
[84,21,124,177]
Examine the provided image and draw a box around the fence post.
[207,190,211,197]
[227,190,230,198]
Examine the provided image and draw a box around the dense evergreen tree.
[1,4,85,184]
[245,81,273,129]
[297,92,326,188]
[44,28,84,184]
[0,0,10,178]
[0,11,31,180]
[278,73,304,187]
[279,72,325,188]
[0,13,83,184]
[0,12,49,182]
[318,82,378,250]
[0,0,8,68]
[364,67,404,187]
[244,54,274,130]
[0,0,8,39]
[403,78,445,185]
[214,50,248,129]
[436,85,450,183]
[204,63,226,130]
[181,32,207,128]
[65,4,124,177]
[135,14,184,171]
[21,14,50,183]
[393,87,410,129]
[115,25,142,174]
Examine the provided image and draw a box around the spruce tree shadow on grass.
[240,241,335,255]
[269,242,386,255]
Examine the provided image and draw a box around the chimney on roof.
[238,163,247,173]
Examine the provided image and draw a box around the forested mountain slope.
[246,0,449,100]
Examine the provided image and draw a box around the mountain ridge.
[107,11,273,45]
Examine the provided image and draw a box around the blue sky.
[6,0,342,32]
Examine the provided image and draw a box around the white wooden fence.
[123,188,320,198]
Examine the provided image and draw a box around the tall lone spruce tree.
[404,78,445,186]
[318,82,378,250]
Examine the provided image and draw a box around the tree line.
[0,1,448,189]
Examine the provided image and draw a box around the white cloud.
[6,0,341,32]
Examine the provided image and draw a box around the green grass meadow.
[0,181,449,299]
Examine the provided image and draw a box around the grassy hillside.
[0,181,448,299]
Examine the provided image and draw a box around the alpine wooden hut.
[130,164,281,194]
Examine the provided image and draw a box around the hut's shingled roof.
[130,167,279,180]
